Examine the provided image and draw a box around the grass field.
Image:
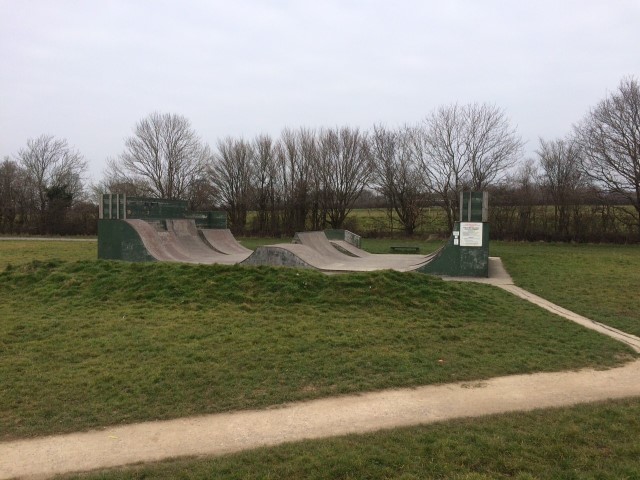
[0,239,96,269]
[0,254,635,440]
[67,398,640,480]
[493,242,640,337]
[1,238,639,478]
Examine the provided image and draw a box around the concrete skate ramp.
[165,220,228,260]
[125,219,249,265]
[294,231,359,263]
[243,242,436,272]
[329,239,371,257]
[199,229,253,255]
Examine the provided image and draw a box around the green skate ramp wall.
[98,219,156,262]
[98,194,227,261]
[418,221,489,277]
[419,191,489,277]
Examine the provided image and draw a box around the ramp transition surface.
[200,229,253,255]
[243,231,441,272]
[329,239,371,257]
[125,220,250,265]
[102,222,480,276]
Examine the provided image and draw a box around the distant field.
[244,208,451,237]
[345,207,451,236]
[245,204,640,240]
[0,239,96,269]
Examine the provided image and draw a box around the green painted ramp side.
[419,222,489,277]
[98,219,156,262]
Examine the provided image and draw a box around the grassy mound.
[0,260,634,439]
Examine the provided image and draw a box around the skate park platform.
[98,194,249,264]
[98,192,491,277]
[241,231,440,272]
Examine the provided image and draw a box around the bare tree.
[277,128,313,234]
[15,134,87,232]
[512,158,540,239]
[298,129,322,230]
[316,127,372,229]
[252,134,280,234]
[574,77,640,234]
[465,103,523,189]
[488,158,541,241]
[210,137,254,233]
[371,125,425,235]
[95,168,150,198]
[107,112,210,201]
[537,137,586,238]
[413,105,467,230]
[416,103,523,229]
[186,177,218,211]
[0,158,25,233]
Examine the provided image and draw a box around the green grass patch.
[493,242,640,337]
[0,240,96,269]
[360,237,444,254]
[0,259,634,440]
[66,398,640,479]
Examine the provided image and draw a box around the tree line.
[1,77,638,241]
[0,136,95,235]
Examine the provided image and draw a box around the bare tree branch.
[15,134,87,215]
[574,76,640,232]
[108,112,210,202]
[371,125,425,235]
[537,137,586,237]
[317,127,372,229]
[210,137,254,233]
[416,103,523,229]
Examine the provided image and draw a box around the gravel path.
[2,361,639,479]
[2,257,639,479]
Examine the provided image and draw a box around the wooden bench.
[390,245,420,253]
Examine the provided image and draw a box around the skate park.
[98,192,490,277]
[1,191,639,478]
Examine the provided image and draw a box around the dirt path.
[2,257,639,479]
[2,361,640,479]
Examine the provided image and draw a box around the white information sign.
[459,222,483,247]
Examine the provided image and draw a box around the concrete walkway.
[444,257,640,353]
[2,361,640,479]
[2,257,640,479]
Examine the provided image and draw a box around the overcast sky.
[1,0,639,182]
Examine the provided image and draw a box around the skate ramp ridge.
[330,239,371,257]
[199,229,253,255]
